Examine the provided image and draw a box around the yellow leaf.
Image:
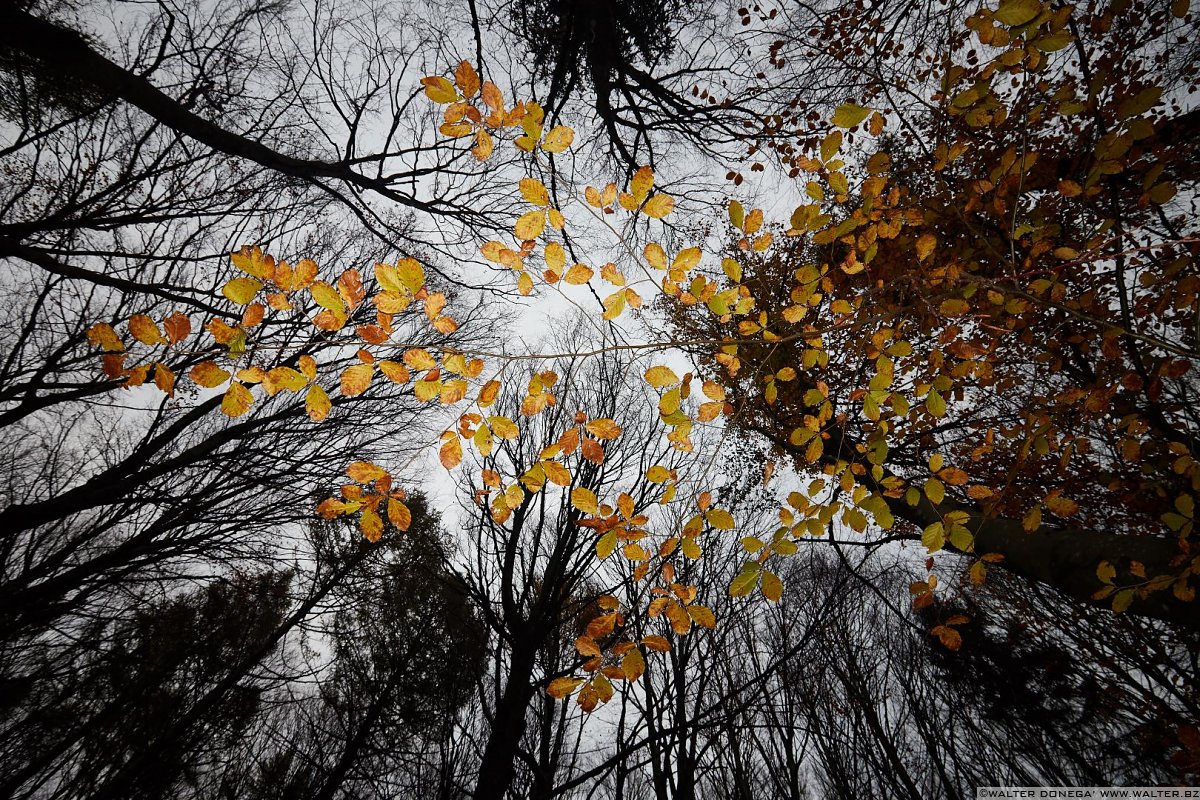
[541,125,574,153]
[346,461,387,482]
[705,508,735,530]
[128,314,167,345]
[489,415,520,439]
[421,75,457,103]
[622,649,645,682]
[340,363,373,397]
[995,0,1042,26]
[644,243,667,269]
[298,354,318,381]
[310,281,346,313]
[916,233,936,261]
[761,571,783,602]
[688,605,716,629]
[673,247,701,271]
[403,348,438,370]
[222,278,263,306]
[544,242,566,271]
[630,166,654,203]
[396,258,425,294]
[230,245,275,279]
[585,419,622,439]
[190,361,230,388]
[440,433,463,470]
[360,507,384,542]
[596,530,618,559]
[547,676,584,699]
[571,487,599,515]
[564,263,594,284]
[87,322,125,352]
[644,365,679,387]
[642,194,675,219]
[518,272,534,296]
[520,177,550,206]
[646,465,671,483]
[378,360,410,384]
[831,102,872,128]
[388,498,412,531]
[306,385,331,421]
[728,199,745,229]
[602,289,626,320]
[926,390,947,418]
[479,379,501,407]
[221,382,253,417]
[514,210,546,241]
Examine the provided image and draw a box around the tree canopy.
[1,0,1198,796]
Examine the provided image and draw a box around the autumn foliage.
[82,0,1198,714]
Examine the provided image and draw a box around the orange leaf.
[439,432,463,470]
[163,312,191,344]
[387,498,412,531]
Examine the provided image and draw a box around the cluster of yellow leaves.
[316,461,413,542]
[424,61,573,161]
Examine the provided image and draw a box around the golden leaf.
[87,322,125,352]
[564,263,593,284]
[190,361,230,388]
[622,649,645,682]
[222,278,263,306]
[642,194,675,219]
[761,571,783,602]
[520,177,550,206]
[403,348,438,370]
[305,385,331,421]
[378,360,410,384]
[340,363,374,397]
[221,382,253,417]
[585,418,622,439]
[644,243,667,269]
[454,60,480,97]
[831,102,872,128]
[916,233,937,261]
[688,605,716,628]
[153,363,175,396]
[360,507,384,542]
[644,366,679,388]
[346,461,388,482]
[230,245,275,279]
[387,498,412,531]
[128,315,167,345]
[541,125,574,153]
[547,676,584,699]
[421,75,457,103]
[472,128,494,161]
[630,165,654,203]
[439,432,463,470]
[514,210,546,241]
[571,487,599,515]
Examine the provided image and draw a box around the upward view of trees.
[0,0,1196,797]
